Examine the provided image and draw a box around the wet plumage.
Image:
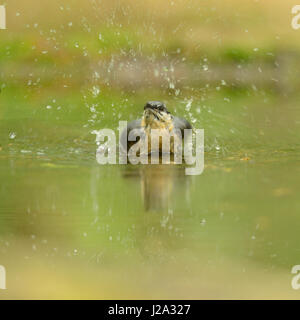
[121,101,192,154]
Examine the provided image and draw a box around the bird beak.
[144,108,160,120]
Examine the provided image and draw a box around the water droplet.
[9,132,16,139]
[91,86,100,97]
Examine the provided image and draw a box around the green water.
[0,87,300,299]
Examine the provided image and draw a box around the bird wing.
[173,116,192,136]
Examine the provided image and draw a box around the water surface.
[0,93,299,299]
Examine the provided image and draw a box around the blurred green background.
[0,0,300,299]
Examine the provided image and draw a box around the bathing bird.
[121,101,192,155]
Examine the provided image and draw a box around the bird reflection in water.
[122,155,191,213]
[122,159,192,261]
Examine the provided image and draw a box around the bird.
[121,101,192,155]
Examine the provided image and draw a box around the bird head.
[142,101,173,129]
